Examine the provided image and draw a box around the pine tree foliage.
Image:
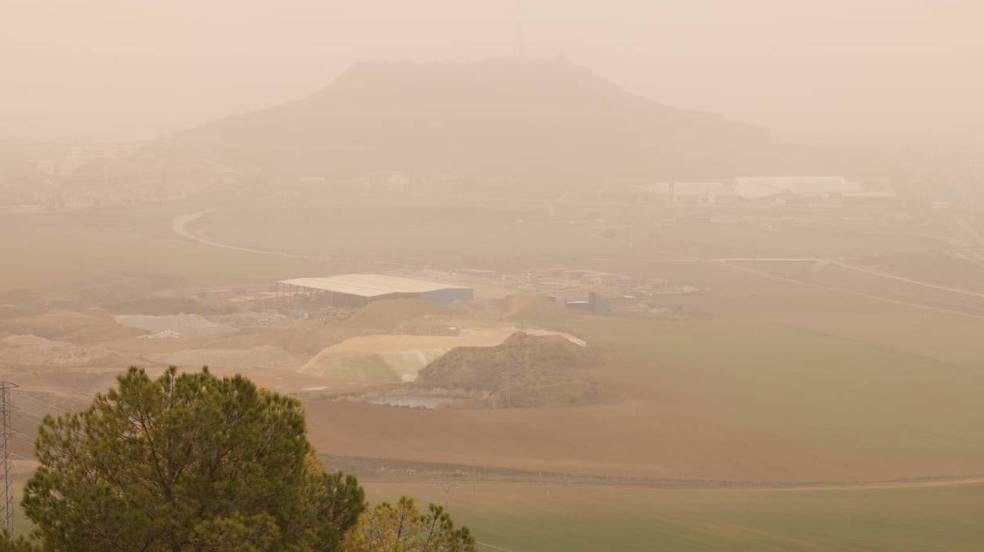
[0,531,39,552]
[20,367,365,552]
[345,496,476,552]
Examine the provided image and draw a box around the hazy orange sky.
[2,0,982,145]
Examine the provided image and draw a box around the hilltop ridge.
[183,59,777,181]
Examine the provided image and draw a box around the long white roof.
[280,274,471,298]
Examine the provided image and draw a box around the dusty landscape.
[4,4,984,547]
[5,182,984,549]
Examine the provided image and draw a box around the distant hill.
[181,60,799,182]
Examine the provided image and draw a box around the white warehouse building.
[278,274,474,309]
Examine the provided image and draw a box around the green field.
[366,481,984,551]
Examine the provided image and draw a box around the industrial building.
[278,274,473,309]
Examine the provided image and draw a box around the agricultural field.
[306,311,984,483]
[5,191,984,549]
[365,480,984,551]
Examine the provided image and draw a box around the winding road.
[172,208,984,304]
[171,208,324,260]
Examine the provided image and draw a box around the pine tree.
[345,496,476,552]
[21,367,364,552]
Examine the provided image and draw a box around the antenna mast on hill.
[0,382,15,534]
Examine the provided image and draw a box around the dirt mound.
[415,332,602,408]
[299,335,468,383]
[347,298,451,331]
[210,311,286,330]
[299,353,405,384]
[113,314,238,338]
[0,310,137,342]
[297,330,518,384]
[214,325,351,357]
[0,334,122,367]
[150,346,298,372]
[107,296,237,316]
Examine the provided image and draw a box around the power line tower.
[0,382,15,534]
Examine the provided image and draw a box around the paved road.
[723,256,984,298]
[720,259,984,320]
[657,255,984,311]
[175,206,984,304]
[171,208,327,261]
[827,259,984,300]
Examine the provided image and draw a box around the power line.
[15,393,70,415]
[0,382,17,534]
[9,430,34,446]
[12,407,45,423]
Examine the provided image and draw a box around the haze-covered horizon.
[3,0,983,148]
[8,3,984,550]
